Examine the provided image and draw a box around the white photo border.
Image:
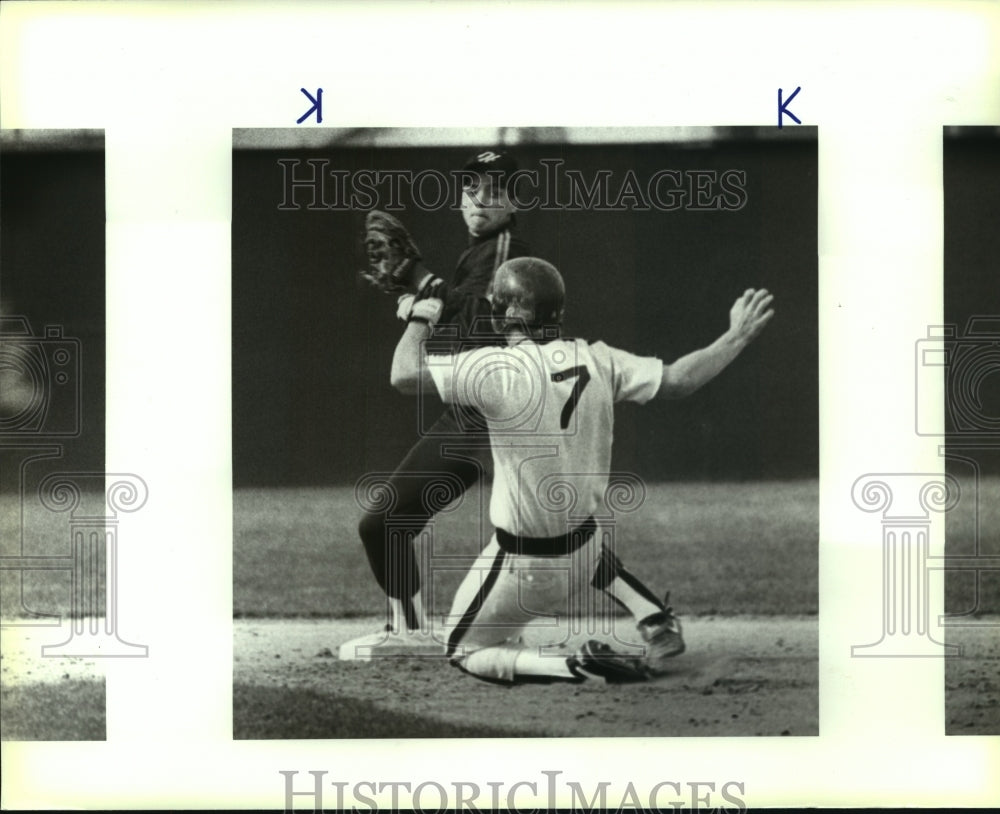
[2,0,999,809]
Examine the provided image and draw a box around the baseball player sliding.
[342,151,530,659]
[390,258,774,683]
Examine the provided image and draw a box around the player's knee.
[357,511,385,549]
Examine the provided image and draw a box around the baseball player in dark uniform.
[390,258,774,683]
[341,150,530,659]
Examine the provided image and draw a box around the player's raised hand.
[728,288,775,345]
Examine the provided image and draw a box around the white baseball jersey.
[429,338,663,538]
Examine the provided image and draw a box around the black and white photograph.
[0,129,112,742]
[941,125,1000,735]
[2,1,998,810]
[231,126,819,738]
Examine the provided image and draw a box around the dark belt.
[495,516,596,556]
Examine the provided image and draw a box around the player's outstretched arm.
[390,299,443,394]
[657,288,774,400]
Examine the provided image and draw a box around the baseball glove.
[359,210,422,294]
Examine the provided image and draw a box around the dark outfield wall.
[944,129,1000,474]
[945,130,1000,353]
[0,148,106,478]
[943,128,1000,615]
[3,133,992,489]
[233,137,819,486]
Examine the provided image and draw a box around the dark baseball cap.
[462,149,518,178]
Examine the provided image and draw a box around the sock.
[591,544,665,623]
[603,576,664,624]
[389,592,428,632]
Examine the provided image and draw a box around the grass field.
[233,480,820,618]
[6,477,997,739]
[0,679,105,741]
[0,493,99,620]
[230,477,998,738]
[944,474,1000,616]
[231,480,821,738]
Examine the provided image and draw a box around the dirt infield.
[946,622,1000,735]
[234,616,820,738]
[0,625,106,741]
[0,624,104,687]
[6,616,995,739]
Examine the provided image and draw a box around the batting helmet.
[489,257,565,334]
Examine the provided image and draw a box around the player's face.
[461,175,515,237]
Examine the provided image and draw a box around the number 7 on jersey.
[551,365,591,429]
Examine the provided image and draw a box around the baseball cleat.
[636,594,685,676]
[338,625,445,661]
[569,639,649,684]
